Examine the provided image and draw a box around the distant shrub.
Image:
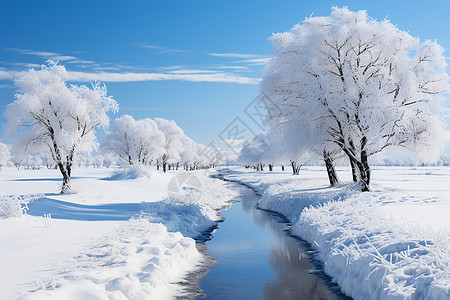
[0,194,41,218]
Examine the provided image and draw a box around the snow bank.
[19,219,202,300]
[296,194,449,300]
[140,171,239,239]
[103,165,153,181]
[0,194,41,218]
[140,199,217,239]
[258,183,358,224]
[223,166,450,300]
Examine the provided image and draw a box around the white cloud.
[8,48,79,62]
[216,65,249,70]
[168,69,218,74]
[69,60,95,65]
[66,70,260,84]
[53,55,78,61]
[0,61,41,69]
[210,53,271,66]
[137,44,187,54]
[3,47,261,84]
[209,52,267,59]
[0,70,17,80]
[138,44,165,50]
[0,67,260,84]
[240,58,271,65]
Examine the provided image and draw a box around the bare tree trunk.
[290,160,300,175]
[268,164,273,171]
[163,162,167,173]
[350,159,359,183]
[342,141,370,192]
[323,150,338,186]
[281,165,284,171]
[57,162,71,193]
[359,149,371,192]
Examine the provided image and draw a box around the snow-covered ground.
[2,165,449,299]
[0,166,237,299]
[222,166,450,300]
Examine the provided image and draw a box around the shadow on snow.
[27,197,141,221]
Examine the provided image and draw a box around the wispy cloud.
[2,47,263,84]
[209,52,267,59]
[240,58,271,66]
[0,61,42,69]
[53,55,78,61]
[68,60,95,65]
[0,70,20,80]
[215,65,249,70]
[137,43,187,54]
[138,44,165,50]
[0,68,260,84]
[66,70,260,84]
[7,48,79,62]
[209,52,271,67]
[167,69,218,74]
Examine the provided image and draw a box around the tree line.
[3,61,226,193]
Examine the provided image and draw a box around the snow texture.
[0,194,41,218]
[0,167,237,299]
[19,219,202,300]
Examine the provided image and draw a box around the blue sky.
[1,0,450,154]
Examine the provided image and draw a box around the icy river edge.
[181,174,349,299]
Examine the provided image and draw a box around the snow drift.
[19,219,202,300]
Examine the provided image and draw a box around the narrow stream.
[185,182,350,300]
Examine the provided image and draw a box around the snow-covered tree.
[103,153,118,168]
[5,61,118,192]
[179,136,199,171]
[155,118,184,172]
[0,143,11,170]
[198,143,228,169]
[103,115,165,166]
[237,134,268,171]
[103,115,224,171]
[11,151,43,170]
[262,7,449,191]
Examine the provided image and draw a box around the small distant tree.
[103,115,165,166]
[237,134,267,171]
[0,143,11,170]
[5,61,118,192]
[155,118,184,173]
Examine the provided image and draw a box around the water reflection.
[197,186,349,300]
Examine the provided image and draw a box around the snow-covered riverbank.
[0,167,237,299]
[222,166,450,300]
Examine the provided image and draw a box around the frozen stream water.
[187,181,350,300]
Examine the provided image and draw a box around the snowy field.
[222,166,450,300]
[0,167,237,299]
[1,165,449,299]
